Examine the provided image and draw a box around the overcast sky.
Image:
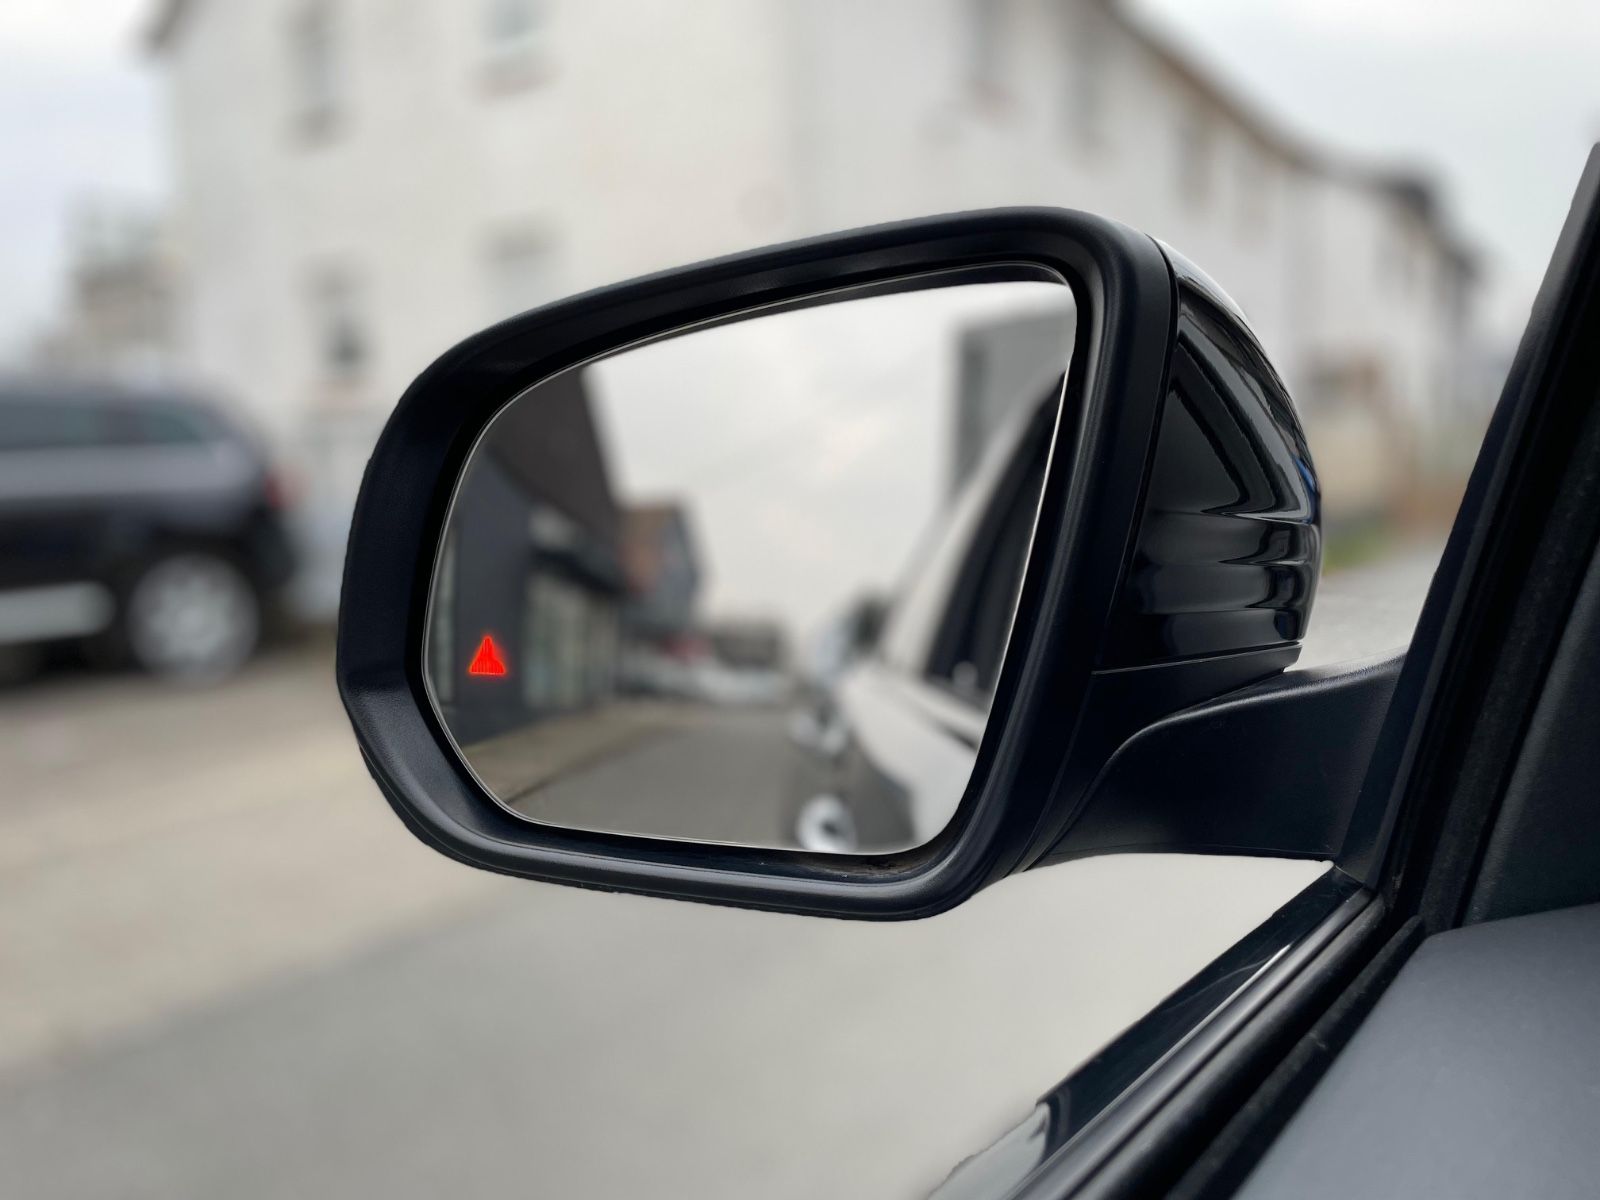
[1,1,1597,359]
[0,1,161,361]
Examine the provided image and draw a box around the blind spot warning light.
[468,635,508,677]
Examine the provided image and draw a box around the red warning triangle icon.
[467,634,508,677]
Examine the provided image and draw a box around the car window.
[0,398,115,451]
[128,405,217,446]
[0,398,222,451]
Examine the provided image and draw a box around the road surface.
[490,706,795,843]
[0,545,1437,1198]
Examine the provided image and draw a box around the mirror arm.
[1037,652,1404,865]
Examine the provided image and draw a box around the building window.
[1238,143,1271,233]
[486,0,542,53]
[965,0,1011,105]
[483,0,549,90]
[1068,6,1106,151]
[290,0,342,136]
[309,267,368,381]
[1382,219,1416,298]
[486,231,560,320]
[523,572,613,711]
[1176,109,1214,207]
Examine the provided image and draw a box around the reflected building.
[620,502,701,649]
[615,501,704,696]
[429,371,624,743]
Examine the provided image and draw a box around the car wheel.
[125,552,260,681]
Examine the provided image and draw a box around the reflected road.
[514,708,793,843]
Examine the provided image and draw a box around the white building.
[149,0,1476,616]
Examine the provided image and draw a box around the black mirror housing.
[337,209,1319,919]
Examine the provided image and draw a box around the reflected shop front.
[425,279,1075,853]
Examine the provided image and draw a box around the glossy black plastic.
[1009,252,1325,870]
[1104,250,1320,668]
[1045,652,1402,864]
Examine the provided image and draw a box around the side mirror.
[338,210,1326,919]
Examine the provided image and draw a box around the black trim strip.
[930,869,1366,1199]
[1167,916,1424,1199]
[1026,879,1384,1199]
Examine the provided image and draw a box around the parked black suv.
[0,378,296,680]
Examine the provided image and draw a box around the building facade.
[150,0,1476,615]
[429,369,626,744]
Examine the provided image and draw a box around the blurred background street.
[0,546,1428,1199]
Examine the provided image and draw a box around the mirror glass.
[426,277,1074,852]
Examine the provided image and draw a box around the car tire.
[124,551,260,682]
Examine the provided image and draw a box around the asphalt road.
[513,707,795,843]
[0,544,1438,1199]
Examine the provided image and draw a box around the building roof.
[1097,0,1473,269]
[1359,168,1479,279]
[1096,0,1315,170]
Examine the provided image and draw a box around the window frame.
[307,263,371,384]
[288,0,343,138]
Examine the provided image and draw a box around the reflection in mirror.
[426,278,1073,852]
